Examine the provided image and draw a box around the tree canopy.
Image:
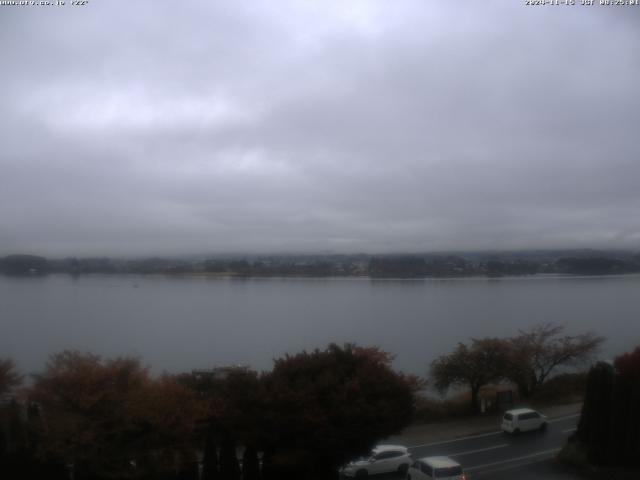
[430,338,510,413]
[506,323,604,398]
[261,344,419,479]
[614,345,640,381]
[3,343,419,480]
[29,351,205,479]
[430,323,604,411]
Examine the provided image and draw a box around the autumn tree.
[29,351,205,480]
[614,345,640,380]
[136,374,207,477]
[261,344,418,480]
[430,338,510,413]
[506,323,604,398]
[29,352,151,478]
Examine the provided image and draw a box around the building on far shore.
[191,365,251,381]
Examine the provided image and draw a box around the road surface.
[380,413,581,479]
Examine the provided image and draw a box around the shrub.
[532,372,587,404]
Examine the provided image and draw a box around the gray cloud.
[1,1,639,256]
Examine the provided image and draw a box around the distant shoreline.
[2,251,639,278]
[4,271,640,281]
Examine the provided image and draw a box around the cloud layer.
[2,1,639,255]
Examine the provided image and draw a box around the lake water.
[1,274,639,376]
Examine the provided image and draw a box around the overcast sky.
[1,1,639,256]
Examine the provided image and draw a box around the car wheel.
[398,463,409,475]
[355,469,368,479]
[539,422,548,432]
[513,428,521,435]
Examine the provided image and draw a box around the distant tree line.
[370,254,640,278]
[555,257,638,275]
[0,344,419,480]
[3,251,640,278]
[429,323,604,413]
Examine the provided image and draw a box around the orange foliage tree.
[29,351,206,480]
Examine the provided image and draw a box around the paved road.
[407,413,578,478]
[470,457,586,480]
[373,413,580,479]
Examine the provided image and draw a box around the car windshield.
[435,466,463,477]
[503,413,513,420]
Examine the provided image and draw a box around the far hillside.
[1,249,639,278]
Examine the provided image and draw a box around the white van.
[501,408,548,434]
[407,456,466,480]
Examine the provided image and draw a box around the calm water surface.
[1,274,639,376]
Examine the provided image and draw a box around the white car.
[407,456,466,480]
[501,408,548,434]
[339,444,411,478]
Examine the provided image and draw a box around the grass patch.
[531,372,586,405]
[413,385,504,423]
[412,393,470,423]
